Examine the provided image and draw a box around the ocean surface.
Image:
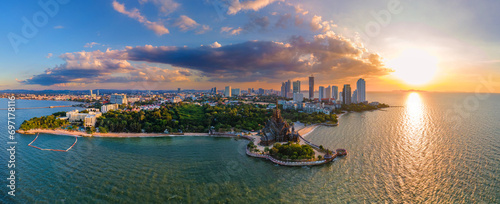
[1,93,499,203]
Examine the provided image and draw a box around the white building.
[319,86,325,101]
[357,78,366,103]
[326,86,331,100]
[66,109,102,127]
[293,93,304,102]
[172,96,182,103]
[110,94,128,104]
[231,88,241,96]
[352,89,358,104]
[332,86,339,101]
[101,104,119,113]
[224,86,232,97]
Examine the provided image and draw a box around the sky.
[1,0,499,92]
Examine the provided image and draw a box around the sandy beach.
[17,129,210,138]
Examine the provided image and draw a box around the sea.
[1,92,499,203]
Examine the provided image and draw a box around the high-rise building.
[356,78,366,103]
[110,94,128,104]
[332,86,339,101]
[286,80,291,98]
[224,86,231,97]
[258,88,265,95]
[177,88,181,93]
[342,84,352,105]
[96,90,99,96]
[326,86,331,99]
[309,75,314,99]
[231,88,241,96]
[293,80,301,93]
[281,82,286,97]
[319,86,325,101]
[213,87,217,94]
[248,88,252,94]
[352,89,358,104]
[90,90,93,95]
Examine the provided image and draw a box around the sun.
[387,48,439,85]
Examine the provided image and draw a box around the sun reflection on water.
[405,92,424,130]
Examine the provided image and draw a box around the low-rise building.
[101,104,119,113]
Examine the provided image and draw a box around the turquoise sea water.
[1,93,499,203]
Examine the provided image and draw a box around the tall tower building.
[90,89,92,95]
[281,82,286,97]
[319,86,325,101]
[356,78,366,103]
[342,84,352,105]
[293,80,301,93]
[224,86,231,97]
[326,86,332,100]
[332,86,339,101]
[309,75,314,99]
[286,80,291,98]
[352,89,358,104]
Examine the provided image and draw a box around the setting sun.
[387,48,439,85]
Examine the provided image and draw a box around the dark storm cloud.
[20,33,392,86]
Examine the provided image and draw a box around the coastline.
[17,129,210,138]
[18,125,321,139]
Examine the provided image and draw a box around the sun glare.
[387,48,439,85]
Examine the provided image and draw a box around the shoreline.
[17,129,211,138]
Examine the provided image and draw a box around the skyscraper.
[319,86,325,101]
[90,89,92,95]
[293,80,301,93]
[352,89,358,104]
[224,86,231,97]
[326,85,331,100]
[281,82,286,97]
[231,88,241,96]
[248,88,252,94]
[286,80,291,98]
[309,75,314,99]
[332,86,339,101]
[342,84,352,105]
[356,78,366,103]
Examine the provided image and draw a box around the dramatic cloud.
[20,50,191,86]
[22,32,392,86]
[227,0,283,15]
[139,0,179,15]
[112,1,169,35]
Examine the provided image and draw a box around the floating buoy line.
[28,133,77,152]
